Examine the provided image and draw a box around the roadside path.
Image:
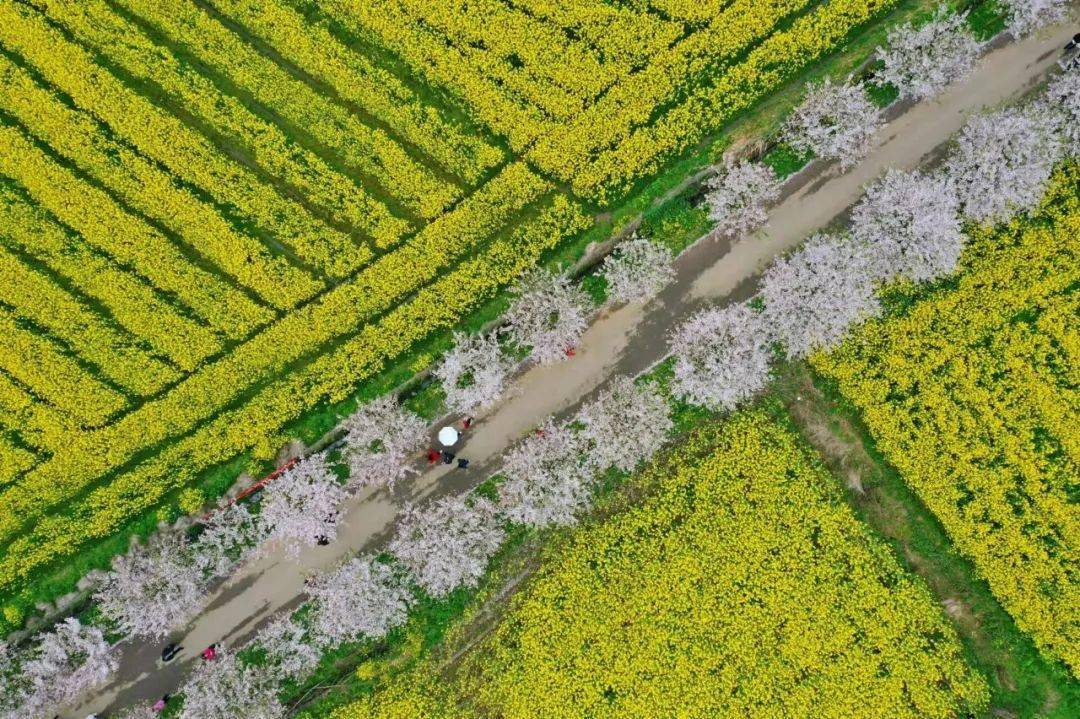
[70,22,1077,717]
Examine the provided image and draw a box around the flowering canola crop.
[813,166,1080,675]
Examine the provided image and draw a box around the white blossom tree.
[114,706,157,719]
[497,419,593,529]
[669,302,773,412]
[851,168,964,283]
[389,494,504,598]
[16,619,117,719]
[783,79,882,169]
[340,396,427,490]
[874,7,981,101]
[505,268,590,365]
[194,501,261,580]
[703,161,780,236]
[309,556,413,646]
[257,454,346,558]
[577,376,671,474]
[1042,70,1079,157]
[600,236,675,303]
[1002,0,1068,37]
[177,647,283,719]
[760,233,882,358]
[0,642,16,719]
[435,332,513,414]
[95,534,204,640]
[944,106,1063,223]
[252,616,323,682]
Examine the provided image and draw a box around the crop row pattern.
[0,193,590,594]
[209,0,504,186]
[0,163,548,546]
[0,0,368,278]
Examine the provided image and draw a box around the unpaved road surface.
[70,22,1077,718]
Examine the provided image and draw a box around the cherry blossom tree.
[1042,70,1079,157]
[177,647,283,719]
[308,556,413,645]
[703,161,780,236]
[760,233,881,358]
[1002,0,1067,37]
[340,396,427,490]
[0,642,15,716]
[600,236,675,303]
[851,168,963,283]
[577,376,671,473]
[497,418,593,529]
[252,616,323,682]
[389,494,505,598]
[874,7,981,101]
[505,268,590,365]
[95,534,204,640]
[194,501,261,580]
[783,79,882,169]
[257,454,346,558]
[435,332,513,414]
[15,619,117,719]
[944,106,1063,223]
[669,302,773,411]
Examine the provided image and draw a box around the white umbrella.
[437,426,460,447]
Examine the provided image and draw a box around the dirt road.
[69,21,1077,718]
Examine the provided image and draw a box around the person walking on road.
[152,694,170,712]
[201,643,218,661]
[161,642,182,663]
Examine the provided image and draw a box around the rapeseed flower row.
[507,0,682,69]
[0,183,222,374]
[528,0,814,187]
[813,167,1080,674]
[0,435,34,487]
[576,0,900,201]
[319,0,553,150]
[393,0,624,103]
[0,244,178,398]
[0,311,126,429]
[535,0,898,199]
[208,0,504,186]
[651,0,734,25]
[0,51,321,311]
[105,0,460,224]
[0,123,274,341]
[35,0,417,239]
[0,372,70,456]
[0,0,368,279]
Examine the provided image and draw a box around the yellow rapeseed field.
[813,165,1080,674]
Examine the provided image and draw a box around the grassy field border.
[774,363,1079,717]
